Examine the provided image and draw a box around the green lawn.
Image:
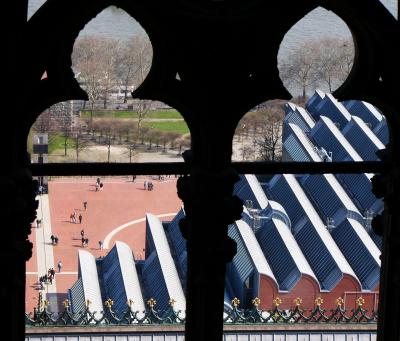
[144,121,190,135]
[80,109,183,119]
[48,133,75,154]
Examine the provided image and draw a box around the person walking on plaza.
[83,201,87,210]
[57,260,62,273]
[81,236,85,247]
[79,213,83,224]
[80,229,84,237]
[50,234,55,245]
[98,240,103,250]
[144,181,147,190]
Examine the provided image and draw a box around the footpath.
[35,194,59,312]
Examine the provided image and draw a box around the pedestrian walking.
[79,214,83,224]
[36,219,41,228]
[144,181,147,190]
[50,235,55,245]
[81,236,85,247]
[57,260,62,273]
[83,201,87,210]
[80,229,85,237]
[99,240,103,249]
[73,212,77,223]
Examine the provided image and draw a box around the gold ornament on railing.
[169,298,176,306]
[272,297,282,307]
[294,297,302,306]
[252,297,261,307]
[231,297,240,307]
[335,297,344,307]
[105,298,114,309]
[315,297,324,306]
[147,298,157,308]
[63,299,70,308]
[356,297,365,307]
[42,299,49,309]
[85,299,91,308]
[127,299,134,308]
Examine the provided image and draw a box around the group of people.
[144,181,154,191]
[70,211,83,224]
[80,229,90,247]
[95,178,104,192]
[38,267,56,289]
[50,234,59,245]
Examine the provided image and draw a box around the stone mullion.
[178,163,242,341]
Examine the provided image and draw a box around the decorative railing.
[25,296,378,327]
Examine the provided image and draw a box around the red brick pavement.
[26,176,182,313]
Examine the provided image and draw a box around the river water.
[27,0,397,96]
[28,1,397,48]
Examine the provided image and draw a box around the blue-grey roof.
[306,89,326,116]
[338,173,383,213]
[331,218,380,290]
[301,174,364,226]
[373,118,389,145]
[314,93,351,128]
[310,116,362,162]
[167,207,186,273]
[283,103,315,141]
[102,241,145,314]
[343,100,383,130]
[76,250,104,318]
[256,219,301,291]
[342,116,385,161]
[267,174,360,290]
[228,219,278,302]
[256,218,318,291]
[282,123,322,162]
[234,174,269,210]
[143,214,186,312]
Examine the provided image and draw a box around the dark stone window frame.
[3,1,398,340]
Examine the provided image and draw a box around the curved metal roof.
[235,220,277,285]
[288,123,322,161]
[146,213,186,312]
[115,241,146,312]
[78,249,104,317]
[283,174,359,279]
[273,219,318,285]
[244,174,269,209]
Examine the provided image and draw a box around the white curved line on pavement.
[103,213,177,249]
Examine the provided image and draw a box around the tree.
[72,36,120,122]
[255,106,284,161]
[116,35,152,102]
[72,125,88,162]
[32,109,52,133]
[311,38,354,92]
[279,37,354,98]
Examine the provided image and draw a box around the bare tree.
[32,109,52,133]
[279,37,354,98]
[311,38,354,92]
[72,36,120,122]
[116,36,153,138]
[255,107,284,161]
[72,125,88,162]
